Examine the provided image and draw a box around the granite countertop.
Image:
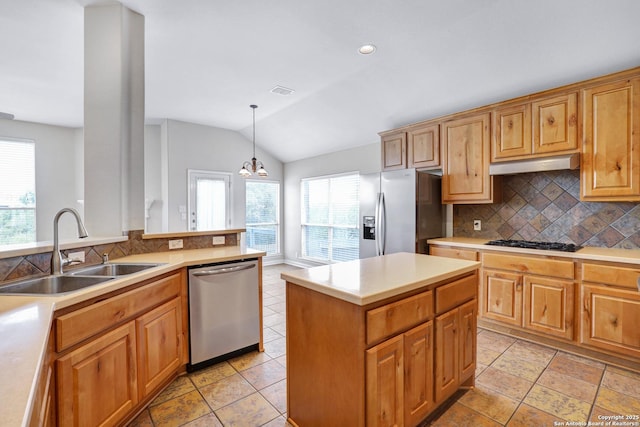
[0,246,265,427]
[281,252,481,305]
[428,237,640,264]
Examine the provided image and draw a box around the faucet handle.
[102,253,109,264]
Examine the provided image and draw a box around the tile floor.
[129,264,640,427]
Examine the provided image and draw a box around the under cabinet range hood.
[489,153,580,175]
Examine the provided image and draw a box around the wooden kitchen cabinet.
[382,132,407,170]
[581,77,640,201]
[366,334,405,427]
[492,103,532,161]
[532,92,578,155]
[403,322,434,426]
[524,276,574,340]
[482,270,522,327]
[429,245,478,261]
[56,322,138,427]
[407,123,440,169]
[442,113,501,204]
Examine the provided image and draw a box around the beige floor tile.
[263,313,286,327]
[524,384,592,422]
[271,322,287,336]
[503,340,556,365]
[149,375,195,407]
[263,327,284,343]
[477,346,504,366]
[228,350,272,371]
[457,384,520,424]
[557,351,605,370]
[506,403,563,427]
[491,352,548,382]
[240,358,287,390]
[128,409,153,427]
[477,329,517,353]
[536,369,598,403]
[275,354,287,368]
[601,367,640,399]
[199,373,256,410]
[606,365,640,381]
[476,366,533,400]
[260,379,287,413]
[181,413,223,427]
[263,336,286,358]
[588,405,620,424]
[429,401,502,427]
[475,362,488,377]
[546,352,604,384]
[189,361,236,388]
[261,416,294,427]
[215,393,280,427]
[595,386,640,415]
[148,390,212,427]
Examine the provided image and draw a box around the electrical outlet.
[168,239,183,250]
[212,236,226,245]
[68,251,85,263]
[473,219,482,231]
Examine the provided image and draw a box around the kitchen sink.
[0,275,114,295]
[70,262,164,277]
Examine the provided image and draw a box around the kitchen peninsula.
[282,252,480,427]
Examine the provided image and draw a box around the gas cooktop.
[485,239,582,252]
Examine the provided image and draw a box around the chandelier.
[239,104,268,177]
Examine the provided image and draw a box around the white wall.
[144,124,163,232]
[146,119,284,235]
[0,119,83,242]
[283,142,380,264]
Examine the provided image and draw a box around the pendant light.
[239,104,268,177]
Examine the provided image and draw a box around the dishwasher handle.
[191,263,256,277]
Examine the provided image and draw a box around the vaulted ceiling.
[1,0,639,162]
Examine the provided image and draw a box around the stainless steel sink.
[0,275,114,295]
[70,263,163,277]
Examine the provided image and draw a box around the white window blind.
[301,173,359,263]
[0,138,36,244]
[245,180,280,255]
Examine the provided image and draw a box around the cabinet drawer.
[436,274,477,314]
[582,263,640,290]
[367,291,433,345]
[56,272,182,352]
[429,246,478,261]
[482,253,574,279]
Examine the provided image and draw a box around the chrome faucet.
[51,208,88,275]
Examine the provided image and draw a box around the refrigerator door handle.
[377,192,386,256]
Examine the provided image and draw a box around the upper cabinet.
[407,124,440,169]
[581,77,640,201]
[381,132,407,170]
[442,113,501,204]
[492,92,578,162]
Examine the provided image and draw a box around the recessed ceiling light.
[358,44,377,55]
[271,85,295,96]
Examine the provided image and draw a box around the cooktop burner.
[485,239,582,252]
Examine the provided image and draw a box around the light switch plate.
[212,236,225,245]
[169,239,183,249]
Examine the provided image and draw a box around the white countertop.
[428,237,640,264]
[281,252,481,305]
[0,246,265,427]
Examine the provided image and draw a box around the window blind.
[246,180,280,255]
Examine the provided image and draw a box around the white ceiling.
[1,0,640,163]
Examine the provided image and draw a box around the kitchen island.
[282,252,481,427]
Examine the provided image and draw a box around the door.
[359,172,380,259]
[380,168,416,255]
[492,103,531,161]
[524,276,574,340]
[366,334,404,427]
[404,321,434,427]
[458,300,477,383]
[187,169,231,230]
[408,124,440,169]
[382,132,407,170]
[435,308,458,403]
[482,270,523,326]
[532,92,578,154]
[56,322,138,427]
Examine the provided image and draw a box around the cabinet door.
[429,245,478,261]
[408,124,440,169]
[458,300,477,383]
[492,103,531,161]
[442,113,499,203]
[582,78,640,201]
[366,335,404,427]
[532,92,578,154]
[435,309,458,403]
[404,322,433,427]
[136,297,183,398]
[382,132,407,170]
[524,276,574,340]
[581,284,640,358]
[57,322,138,427]
[482,270,523,326]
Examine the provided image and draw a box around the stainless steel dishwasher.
[188,258,260,371]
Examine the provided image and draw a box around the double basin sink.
[0,263,164,295]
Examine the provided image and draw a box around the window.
[187,170,230,231]
[301,173,359,263]
[245,180,280,256]
[0,139,36,245]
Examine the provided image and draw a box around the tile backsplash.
[454,170,640,249]
[0,230,239,284]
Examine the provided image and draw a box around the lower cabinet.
[54,271,186,427]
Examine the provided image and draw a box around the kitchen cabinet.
[407,123,440,169]
[481,252,575,340]
[492,103,532,161]
[581,77,640,201]
[581,262,640,358]
[442,113,501,204]
[429,245,478,261]
[382,132,407,170]
[28,328,55,427]
[54,271,186,426]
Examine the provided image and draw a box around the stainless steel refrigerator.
[359,168,444,258]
